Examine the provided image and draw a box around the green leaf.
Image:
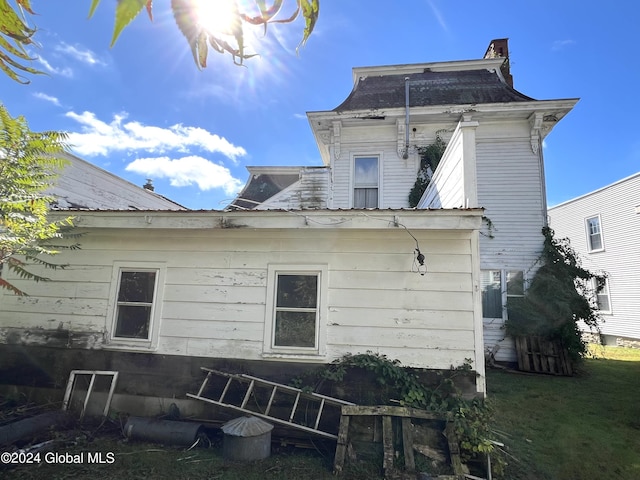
[110,0,148,47]
[87,0,102,18]
[298,0,319,50]
[171,0,201,67]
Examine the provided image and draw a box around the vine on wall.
[408,135,447,208]
[506,227,606,362]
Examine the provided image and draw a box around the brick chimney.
[484,38,513,88]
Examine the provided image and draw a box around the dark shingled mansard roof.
[334,68,535,112]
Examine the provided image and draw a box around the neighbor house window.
[586,215,603,252]
[114,270,158,340]
[592,277,611,313]
[264,264,328,357]
[353,156,379,208]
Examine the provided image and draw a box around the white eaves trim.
[54,208,484,231]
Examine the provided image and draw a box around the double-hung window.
[480,269,525,319]
[353,156,379,208]
[586,215,604,252]
[264,264,327,357]
[114,270,157,340]
[592,277,611,313]
[108,263,164,348]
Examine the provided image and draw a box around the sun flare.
[193,0,240,35]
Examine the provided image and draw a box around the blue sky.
[2,0,639,210]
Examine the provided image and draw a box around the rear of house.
[0,209,486,414]
[548,172,640,347]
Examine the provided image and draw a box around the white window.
[353,156,379,208]
[586,215,604,252]
[592,278,611,313]
[264,264,327,357]
[107,262,164,349]
[481,269,524,319]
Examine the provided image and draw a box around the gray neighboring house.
[548,172,640,347]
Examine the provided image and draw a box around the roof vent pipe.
[403,77,410,159]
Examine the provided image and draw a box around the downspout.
[403,77,410,159]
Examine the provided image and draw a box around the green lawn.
[487,345,640,480]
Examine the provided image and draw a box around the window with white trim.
[113,270,157,340]
[264,264,327,356]
[481,269,525,319]
[353,156,379,208]
[107,263,164,348]
[592,277,611,313]
[586,215,604,252]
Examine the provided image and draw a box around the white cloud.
[293,113,307,120]
[55,42,105,66]
[426,0,449,33]
[125,156,244,195]
[33,92,61,106]
[37,56,73,77]
[552,40,576,51]
[65,111,247,162]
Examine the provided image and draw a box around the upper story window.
[353,156,378,208]
[586,215,604,252]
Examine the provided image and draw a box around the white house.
[548,172,640,347]
[0,39,580,414]
[0,208,486,412]
[229,39,579,362]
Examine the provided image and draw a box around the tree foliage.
[506,226,606,361]
[0,104,77,295]
[1,0,320,83]
[408,135,447,208]
[0,0,43,83]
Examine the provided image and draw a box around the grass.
[488,345,640,479]
[3,345,639,479]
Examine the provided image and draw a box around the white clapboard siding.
[0,225,481,372]
[330,124,418,209]
[548,173,640,340]
[420,129,465,209]
[476,129,546,271]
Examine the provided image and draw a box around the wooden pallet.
[515,336,572,376]
[333,405,465,479]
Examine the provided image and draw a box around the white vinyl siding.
[330,124,418,209]
[586,215,604,252]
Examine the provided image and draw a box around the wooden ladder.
[187,368,354,440]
